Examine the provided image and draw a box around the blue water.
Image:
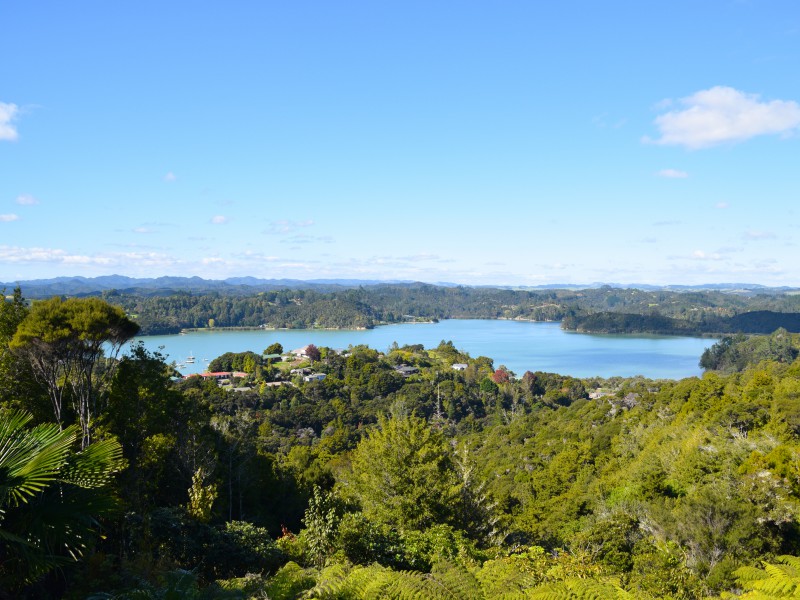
[130,319,716,380]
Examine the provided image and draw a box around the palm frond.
[0,410,78,508]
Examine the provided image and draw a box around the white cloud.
[133,227,153,234]
[163,172,177,182]
[0,245,181,271]
[0,245,101,264]
[211,215,228,224]
[0,214,20,222]
[647,86,800,149]
[656,168,688,178]
[15,194,39,205]
[715,202,729,209]
[0,103,19,141]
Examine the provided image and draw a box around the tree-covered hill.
[562,309,800,335]
[43,283,800,335]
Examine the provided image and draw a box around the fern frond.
[733,556,800,599]
[525,577,638,600]
[430,559,483,599]
[477,556,541,597]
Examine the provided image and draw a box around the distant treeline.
[74,284,800,335]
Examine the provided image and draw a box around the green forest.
[5,290,800,598]
[84,284,800,336]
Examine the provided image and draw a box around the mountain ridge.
[2,274,798,298]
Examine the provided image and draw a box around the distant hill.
[3,275,798,299]
[1,275,419,298]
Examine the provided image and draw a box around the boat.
[186,353,196,364]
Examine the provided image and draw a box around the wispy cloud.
[236,250,281,262]
[656,168,688,178]
[163,172,177,182]
[133,227,154,234]
[645,86,800,149]
[653,220,682,227]
[691,250,723,261]
[15,194,39,205]
[715,202,730,209]
[210,215,228,224]
[0,214,20,222]
[0,102,19,141]
[279,234,333,244]
[263,219,314,235]
[744,230,777,240]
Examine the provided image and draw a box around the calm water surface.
[131,320,716,380]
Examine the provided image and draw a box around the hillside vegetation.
[60,283,800,335]
[4,292,800,598]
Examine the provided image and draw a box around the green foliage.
[344,414,461,531]
[187,467,218,523]
[0,287,48,419]
[97,283,800,336]
[7,305,800,600]
[728,555,800,598]
[265,342,284,358]
[9,296,139,447]
[127,507,285,583]
[0,409,124,590]
[306,551,649,599]
[335,512,406,569]
[571,512,640,573]
[525,578,639,599]
[221,520,286,574]
[263,561,316,599]
[304,485,339,568]
[629,540,703,599]
[306,560,482,600]
[701,329,800,373]
[208,351,263,373]
[87,568,242,599]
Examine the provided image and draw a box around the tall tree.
[343,415,460,531]
[10,297,139,447]
[0,288,48,420]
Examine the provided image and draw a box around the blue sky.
[2,1,799,286]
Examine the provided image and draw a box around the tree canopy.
[10,297,139,446]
